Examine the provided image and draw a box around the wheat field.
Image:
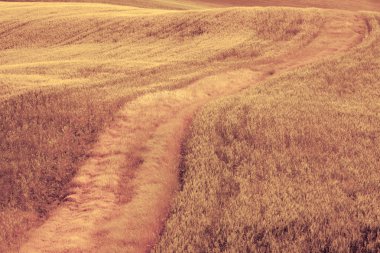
[0,0,379,252]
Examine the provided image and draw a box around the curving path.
[20,11,368,253]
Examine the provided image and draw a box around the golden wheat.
[0,2,325,251]
[154,13,380,253]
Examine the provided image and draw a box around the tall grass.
[3,0,380,12]
[0,3,324,251]
[154,13,380,252]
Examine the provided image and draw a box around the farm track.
[19,11,368,253]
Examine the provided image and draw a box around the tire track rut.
[20,11,368,253]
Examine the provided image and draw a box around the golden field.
[155,13,380,253]
[3,0,380,11]
[0,0,379,252]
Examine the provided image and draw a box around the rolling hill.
[2,0,380,11]
[0,0,379,252]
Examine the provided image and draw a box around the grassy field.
[154,12,380,252]
[1,0,209,9]
[1,0,380,252]
[197,0,380,12]
[3,0,380,11]
[0,2,327,251]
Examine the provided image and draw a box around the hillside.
[0,0,379,252]
[155,11,380,253]
[198,0,380,12]
[2,0,380,11]
[0,2,325,251]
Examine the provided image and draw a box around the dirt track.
[19,11,367,253]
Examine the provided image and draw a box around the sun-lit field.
[154,13,380,253]
[3,0,380,11]
[0,0,379,252]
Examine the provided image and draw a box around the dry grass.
[154,13,380,253]
[0,2,324,251]
[0,0,210,9]
[197,0,380,12]
[3,0,380,12]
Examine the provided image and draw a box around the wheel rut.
[19,11,368,253]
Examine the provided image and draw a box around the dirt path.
[19,12,367,253]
